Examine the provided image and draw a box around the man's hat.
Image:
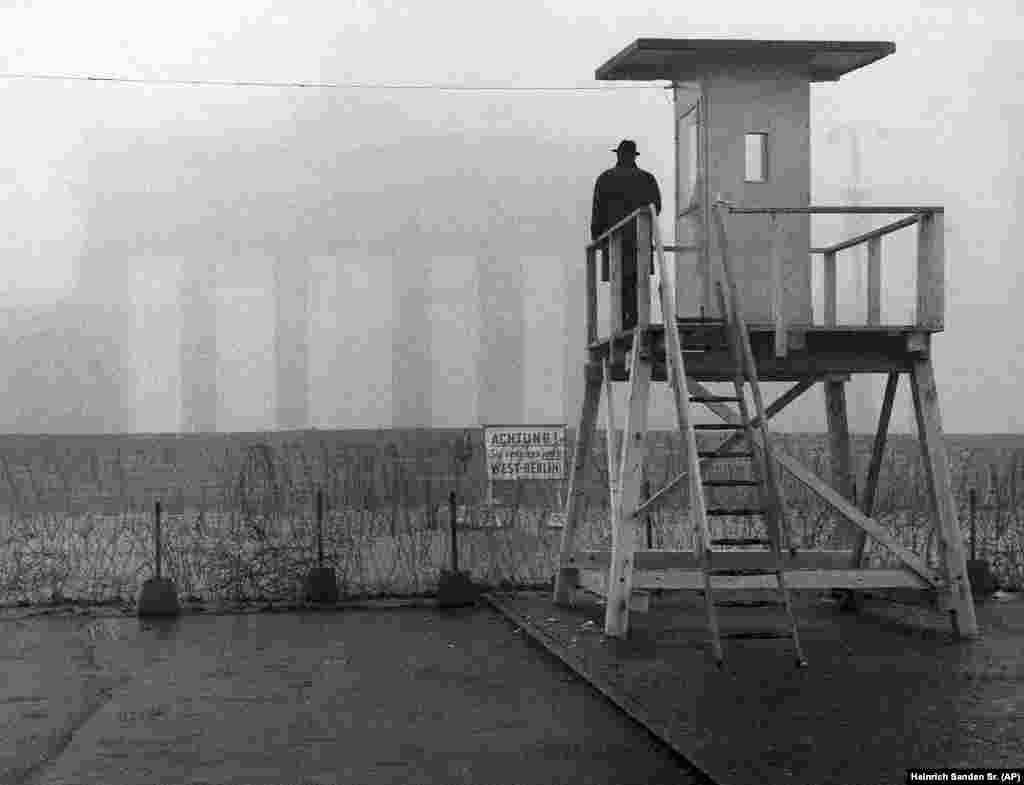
[612,139,638,155]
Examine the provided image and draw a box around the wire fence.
[1,432,1022,605]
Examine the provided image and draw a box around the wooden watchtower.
[553,39,978,651]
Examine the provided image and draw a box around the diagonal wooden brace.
[689,379,940,588]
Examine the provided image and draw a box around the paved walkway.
[1,605,699,785]
[487,590,1024,785]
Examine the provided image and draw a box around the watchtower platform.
[552,39,976,656]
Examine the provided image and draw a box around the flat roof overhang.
[595,39,895,82]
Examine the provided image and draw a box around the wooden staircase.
[696,295,807,669]
[655,204,806,668]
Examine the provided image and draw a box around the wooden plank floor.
[590,322,935,381]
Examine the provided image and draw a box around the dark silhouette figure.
[591,140,662,330]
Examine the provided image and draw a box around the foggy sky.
[1,1,1022,433]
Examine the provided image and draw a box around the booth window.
[745,133,768,182]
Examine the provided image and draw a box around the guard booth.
[600,40,893,328]
[553,38,976,659]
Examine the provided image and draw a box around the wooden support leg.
[841,372,899,612]
[825,376,856,549]
[854,372,899,566]
[604,356,620,518]
[910,356,978,638]
[604,329,653,638]
[554,357,603,606]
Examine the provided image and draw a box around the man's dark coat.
[590,161,662,330]
[590,163,662,242]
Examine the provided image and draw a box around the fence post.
[154,500,162,580]
[969,487,977,562]
[316,487,325,569]
[438,488,477,608]
[390,446,400,538]
[449,490,459,573]
[137,497,179,617]
[303,484,338,604]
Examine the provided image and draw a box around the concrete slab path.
[1,605,701,785]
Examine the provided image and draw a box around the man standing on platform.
[590,139,662,330]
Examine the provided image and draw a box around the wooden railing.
[727,205,946,333]
[586,206,658,347]
[585,204,945,350]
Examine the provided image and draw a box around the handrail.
[650,203,715,593]
[721,203,944,331]
[811,214,922,256]
[586,205,654,251]
[726,205,943,215]
[712,201,796,551]
[585,201,943,337]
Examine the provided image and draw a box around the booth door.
[674,85,709,319]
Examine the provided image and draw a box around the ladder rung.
[677,316,726,324]
[693,423,744,430]
[710,537,773,547]
[720,631,792,640]
[698,450,753,459]
[702,480,759,487]
[706,507,766,517]
[691,395,741,403]
[708,568,779,576]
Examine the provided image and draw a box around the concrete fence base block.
[304,567,340,604]
[967,560,998,597]
[438,570,480,609]
[136,577,181,617]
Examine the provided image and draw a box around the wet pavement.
[487,590,1024,785]
[0,604,700,785]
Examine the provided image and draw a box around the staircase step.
[694,423,745,431]
[706,507,766,517]
[710,537,773,547]
[677,316,726,325]
[702,480,760,487]
[708,568,779,577]
[698,450,754,460]
[615,365,674,382]
[720,631,792,640]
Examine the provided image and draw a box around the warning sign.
[484,426,566,480]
